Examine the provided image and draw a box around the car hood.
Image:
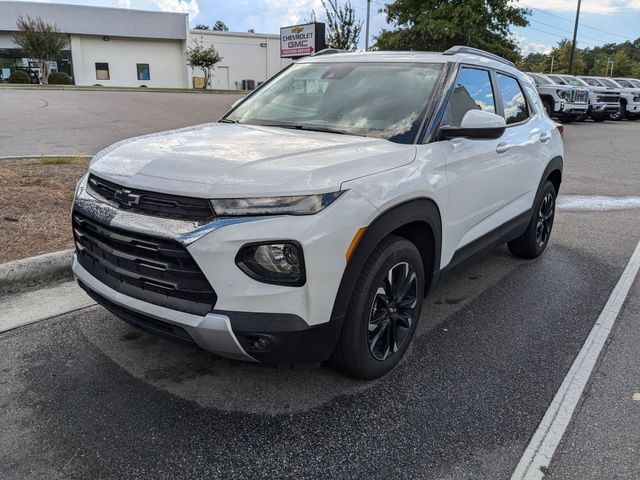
[89,123,416,197]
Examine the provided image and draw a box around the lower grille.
[79,281,196,345]
[597,94,620,103]
[73,211,216,315]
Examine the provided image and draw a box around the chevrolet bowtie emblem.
[114,188,141,207]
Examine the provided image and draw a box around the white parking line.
[557,195,640,212]
[511,239,640,480]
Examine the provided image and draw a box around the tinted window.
[497,74,529,124]
[137,63,150,81]
[447,67,495,127]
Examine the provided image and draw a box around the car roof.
[299,50,523,76]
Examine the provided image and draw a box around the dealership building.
[0,1,291,89]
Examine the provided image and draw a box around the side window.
[447,67,495,127]
[496,73,529,124]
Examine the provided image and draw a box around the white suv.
[72,47,563,379]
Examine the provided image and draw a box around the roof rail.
[311,48,348,56]
[443,46,515,68]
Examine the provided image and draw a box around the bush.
[8,70,30,84]
[48,72,72,85]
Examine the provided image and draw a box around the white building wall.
[188,31,291,90]
[70,35,187,88]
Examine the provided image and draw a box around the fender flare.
[329,198,442,325]
[538,155,563,197]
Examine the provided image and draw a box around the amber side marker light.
[346,227,366,262]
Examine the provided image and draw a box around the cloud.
[512,33,553,55]
[519,0,640,14]
[149,0,199,18]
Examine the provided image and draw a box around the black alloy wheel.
[535,192,555,248]
[367,262,419,361]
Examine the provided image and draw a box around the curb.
[0,249,74,296]
[0,155,92,161]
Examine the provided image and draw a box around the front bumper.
[558,102,588,114]
[589,102,619,113]
[74,256,256,361]
[72,173,379,364]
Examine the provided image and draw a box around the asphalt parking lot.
[1,92,640,479]
[0,89,243,157]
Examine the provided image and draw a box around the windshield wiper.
[218,118,238,124]
[253,123,355,136]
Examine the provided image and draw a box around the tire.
[572,114,586,122]
[332,235,425,379]
[508,181,557,259]
[543,98,554,118]
[626,114,639,121]
[609,107,624,121]
[591,114,607,122]
[558,115,573,123]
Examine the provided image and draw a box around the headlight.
[557,89,570,100]
[210,191,343,216]
[236,242,305,286]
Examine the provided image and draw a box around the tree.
[194,24,210,30]
[248,28,256,33]
[323,0,363,51]
[212,21,229,31]
[548,39,586,74]
[185,42,222,89]
[12,16,68,84]
[374,0,530,63]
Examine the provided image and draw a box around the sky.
[6,0,640,54]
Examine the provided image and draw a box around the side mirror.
[231,96,246,109]
[439,109,506,140]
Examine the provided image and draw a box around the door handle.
[539,132,552,143]
[496,142,512,154]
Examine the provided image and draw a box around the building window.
[95,63,110,80]
[137,63,150,81]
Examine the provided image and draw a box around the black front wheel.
[508,181,556,259]
[332,235,425,379]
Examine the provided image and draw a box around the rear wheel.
[508,181,556,259]
[332,235,425,379]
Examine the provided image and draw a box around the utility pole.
[550,56,554,74]
[365,0,371,51]
[568,0,582,74]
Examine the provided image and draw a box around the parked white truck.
[547,73,621,122]
[527,72,588,122]
[581,76,640,121]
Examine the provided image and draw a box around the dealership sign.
[280,23,326,58]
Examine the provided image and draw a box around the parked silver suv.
[527,72,588,122]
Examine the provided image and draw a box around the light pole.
[365,0,371,51]
[568,0,582,74]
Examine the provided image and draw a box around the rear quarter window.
[496,73,530,124]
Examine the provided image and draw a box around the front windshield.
[583,78,602,87]
[563,76,589,87]
[615,79,633,87]
[225,62,443,144]
[600,78,620,88]
[547,75,565,85]
[529,73,553,85]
